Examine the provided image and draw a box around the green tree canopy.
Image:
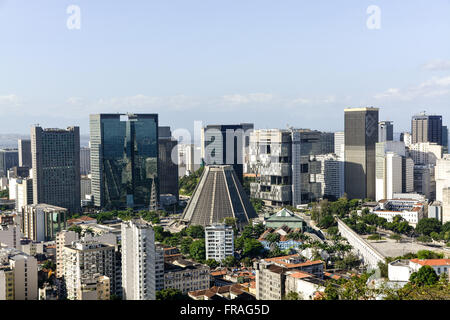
[189,239,206,262]
[410,266,439,286]
[416,218,442,236]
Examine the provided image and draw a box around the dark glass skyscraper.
[411,113,442,145]
[344,107,379,200]
[158,126,178,199]
[90,114,159,209]
[202,124,254,183]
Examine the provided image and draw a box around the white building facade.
[205,224,234,262]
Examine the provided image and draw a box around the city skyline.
[0,1,450,134]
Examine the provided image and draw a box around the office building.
[121,219,157,300]
[178,144,201,177]
[249,129,325,207]
[158,127,179,199]
[205,224,234,262]
[15,178,33,212]
[31,126,81,213]
[408,142,443,166]
[400,132,412,147]
[181,165,257,229]
[334,131,345,159]
[21,204,67,242]
[80,175,91,200]
[414,165,434,200]
[0,247,38,300]
[62,241,116,300]
[90,113,159,210]
[0,149,18,177]
[435,155,450,202]
[379,121,394,142]
[344,107,379,200]
[411,112,443,145]
[18,139,32,168]
[442,126,449,154]
[202,124,254,183]
[310,153,344,200]
[80,147,91,175]
[375,142,414,201]
[319,132,335,154]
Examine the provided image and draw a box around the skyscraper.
[378,121,394,142]
[344,107,379,200]
[80,147,91,175]
[158,126,178,199]
[18,139,32,168]
[201,123,254,183]
[121,219,156,300]
[0,149,18,177]
[411,112,442,145]
[442,126,448,154]
[90,114,159,210]
[31,126,81,213]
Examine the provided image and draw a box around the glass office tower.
[90,114,159,209]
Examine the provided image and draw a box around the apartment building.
[62,241,116,300]
[0,247,38,300]
[164,259,210,294]
[205,224,234,262]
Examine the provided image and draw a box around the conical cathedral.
[181,165,257,229]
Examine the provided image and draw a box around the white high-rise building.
[334,132,345,159]
[310,154,344,200]
[375,142,414,201]
[435,154,450,202]
[121,219,156,300]
[0,247,38,300]
[205,224,234,262]
[408,142,443,166]
[62,241,115,300]
[56,230,79,278]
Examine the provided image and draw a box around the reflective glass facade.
[90,114,159,209]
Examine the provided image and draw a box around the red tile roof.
[410,259,450,267]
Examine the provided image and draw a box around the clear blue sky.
[1,0,450,135]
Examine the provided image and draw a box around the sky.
[0,0,450,136]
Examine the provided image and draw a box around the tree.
[417,235,432,243]
[390,233,402,242]
[186,225,205,239]
[318,215,336,229]
[242,238,264,258]
[205,259,219,268]
[189,240,206,262]
[284,291,302,300]
[223,217,237,227]
[409,266,439,286]
[265,233,280,245]
[334,253,361,270]
[378,261,388,278]
[223,255,239,267]
[416,250,443,260]
[180,237,193,255]
[68,225,82,235]
[156,288,189,300]
[416,218,442,236]
[367,233,382,241]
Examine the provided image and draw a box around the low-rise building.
[258,225,304,250]
[22,204,67,241]
[264,208,307,231]
[372,198,427,226]
[188,283,255,300]
[388,259,450,282]
[164,259,210,294]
